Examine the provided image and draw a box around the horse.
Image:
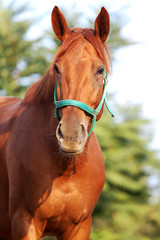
[0,6,112,240]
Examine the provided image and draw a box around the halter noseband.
[54,67,114,137]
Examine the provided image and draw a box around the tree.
[90,104,160,240]
[0,1,50,96]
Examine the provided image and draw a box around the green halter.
[54,67,114,137]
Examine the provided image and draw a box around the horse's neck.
[23,68,56,105]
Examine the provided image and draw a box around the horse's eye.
[97,67,104,75]
[54,64,61,74]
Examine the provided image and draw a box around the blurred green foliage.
[91,105,160,240]
[0,1,160,239]
[0,1,51,96]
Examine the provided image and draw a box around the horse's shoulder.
[89,132,104,159]
[87,132,105,179]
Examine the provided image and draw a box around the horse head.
[51,6,110,155]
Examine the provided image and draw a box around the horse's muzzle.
[56,120,87,155]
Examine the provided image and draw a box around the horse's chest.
[38,176,94,226]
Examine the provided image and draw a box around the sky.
[3,0,160,152]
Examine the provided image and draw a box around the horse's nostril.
[56,123,63,141]
[80,124,87,139]
[81,124,85,133]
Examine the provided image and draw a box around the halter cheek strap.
[54,67,114,137]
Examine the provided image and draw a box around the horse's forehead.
[63,39,100,62]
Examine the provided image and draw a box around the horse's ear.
[94,7,110,42]
[51,6,71,41]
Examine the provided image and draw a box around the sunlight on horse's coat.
[0,6,111,240]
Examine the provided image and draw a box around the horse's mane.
[23,28,111,105]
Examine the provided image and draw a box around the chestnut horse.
[0,6,111,240]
